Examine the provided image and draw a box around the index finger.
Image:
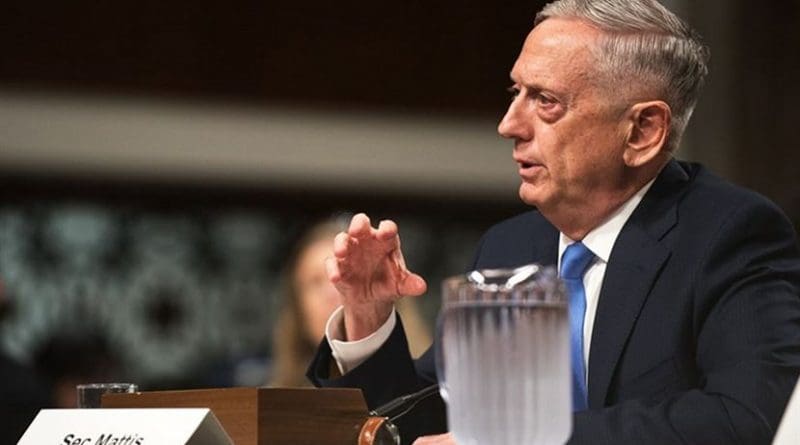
[348,213,372,238]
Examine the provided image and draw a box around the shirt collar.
[558,178,656,267]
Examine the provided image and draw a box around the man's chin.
[518,185,544,208]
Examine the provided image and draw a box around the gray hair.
[536,0,709,151]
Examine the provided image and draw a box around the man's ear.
[623,101,671,167]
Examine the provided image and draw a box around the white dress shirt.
[326,179,655,374]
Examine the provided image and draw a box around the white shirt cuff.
[325,305,397,375]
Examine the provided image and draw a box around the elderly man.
[307,0,800,443]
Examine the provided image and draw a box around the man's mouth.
[517,161,543,179]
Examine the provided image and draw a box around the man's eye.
[536,94,557,106]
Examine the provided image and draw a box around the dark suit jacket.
[309,160,800,444]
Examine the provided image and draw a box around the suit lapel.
[534,224,559,267]
[586,160,690,408]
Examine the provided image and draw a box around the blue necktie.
[561,242,595,411]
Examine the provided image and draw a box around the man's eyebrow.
[508,72,542,91]
[511,79,546,93]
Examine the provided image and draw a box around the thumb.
[398,272,427,297]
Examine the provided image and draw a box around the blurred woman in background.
[270,219,431,387]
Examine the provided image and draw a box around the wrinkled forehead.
[511,18,609,92]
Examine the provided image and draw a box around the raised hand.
[325,213,427,341]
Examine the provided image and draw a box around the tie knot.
[561,242,595,279]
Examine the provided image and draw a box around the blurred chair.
[0,279,51,443]
[33,333,120,408]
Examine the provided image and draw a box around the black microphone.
[369,383,441,422]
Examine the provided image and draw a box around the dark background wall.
[728,2,800,220]
[0,0,536,113]
[688,1,800,227]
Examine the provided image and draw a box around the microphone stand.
[369,383,440,422]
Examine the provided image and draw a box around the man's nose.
[497,97,530,140]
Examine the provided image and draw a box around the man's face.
[498,18,629,215]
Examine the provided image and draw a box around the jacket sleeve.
[306,316,446,443]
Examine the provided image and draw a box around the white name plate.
[18,408,233,445]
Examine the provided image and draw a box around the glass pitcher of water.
[436,264,571,445]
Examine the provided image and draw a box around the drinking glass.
[436,264,571,445]
[76,383,138,408]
